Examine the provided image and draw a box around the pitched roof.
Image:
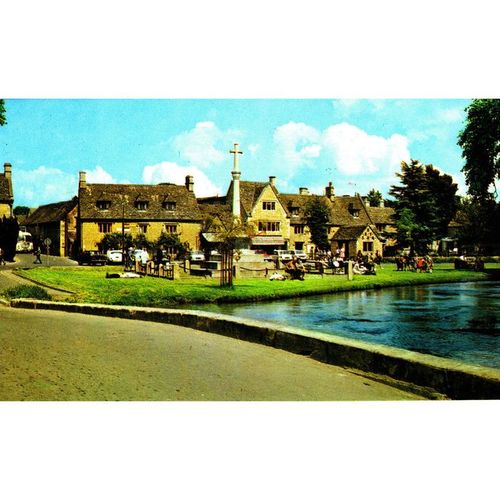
[330,195,373,226]
[25,197,78,225]
[79,183,203,221]
[0,172,13,202]
[234,181,269,217]
[278,193,335,223]
[331,224,381,241]
[366,206,396,225]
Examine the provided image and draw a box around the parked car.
[291,249,307,260]
[133,249,150,263]
[273,249,293,261]
[106,249,123,264]
[190,250,205,262]
[78,251,107,266]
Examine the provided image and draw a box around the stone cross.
[230,143,243,172]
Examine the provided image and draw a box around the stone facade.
[25,198,79,256]
[77,172,203,252]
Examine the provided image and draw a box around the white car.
[133,249,150,263]
[190,250,205,262]
[273,249,293,261]
[106,249,123,263]
[291,249,307,260]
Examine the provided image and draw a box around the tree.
[13,206,31,216]
[455,197,500,255]
[0,99,6,127]
[366,189,383,207]
[389,160,458,254]
[304,196,330,251]
[99,232,133,252]
[156,233,189,260]
[458,99,500,201]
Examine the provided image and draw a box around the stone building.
[77,172,203,252]
[0,162,14,217]
[25,197,78,256]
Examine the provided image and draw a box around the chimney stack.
[299,187,310,195]
[364,198,370,208]
[185,175,194,192]
[269,176,276,187]
[379,199,385,208]
[325,181,335,201]
[79,171,87,190]
[3,162,12,180]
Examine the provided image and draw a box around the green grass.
[12,263,493,308]
[3,284,52,300]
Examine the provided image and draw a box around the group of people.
[395,255,433,272]
[352,250,379,275]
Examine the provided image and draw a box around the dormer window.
[351,209,360,218]
[135,201,149,210]
[290,207,300,216]
[96,200,111,210]
[162,201,176,211]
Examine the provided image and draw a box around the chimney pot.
[3,162,12,179]
[185,175,194,192]
[79,171,87,189]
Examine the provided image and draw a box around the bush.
[4,285,51,300]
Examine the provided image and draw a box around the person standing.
[33,246,42,264]
[0,247,5,265]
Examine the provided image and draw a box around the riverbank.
[10,263,492,307]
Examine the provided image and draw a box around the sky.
[0,99,471,208]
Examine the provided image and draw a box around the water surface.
[186,281,500,369]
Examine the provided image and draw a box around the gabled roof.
[230,180,269,217]
[331,224,382,241]
[278,193,335,223]
[25,197,78,225]
[366,206,396,225]
[0,172,13,202]
[79,183,203,221]
[330,195,373,226]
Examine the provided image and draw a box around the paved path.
[0,306,425,401]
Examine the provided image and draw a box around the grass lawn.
[12,262,493,308]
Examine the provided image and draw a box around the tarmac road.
[0,306,426,401]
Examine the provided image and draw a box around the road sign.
[44,238,52,247]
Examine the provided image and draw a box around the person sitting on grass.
[285,256,305,280]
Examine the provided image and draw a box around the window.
[258,221,280,232]
[262,201,276,211]
[351,209,360,218]
[163,224,177,234]
[363,242,373,252]
[98,222,112,233]
[135,201,149,210]
[162,201,176,210]
[294,225,305,234]
[96,200,111,210]
[138,223,148,234]
[290,207,300,217]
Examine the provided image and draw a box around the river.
[187,281,500,369]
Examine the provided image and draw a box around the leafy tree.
[458,99,500,201]
[304,196,330,251]
[455,197,500,255]
[389,160,458,254]
[99,232,133,252]
[0,99,6,127]
[366,189,383,207]
[156,233,189,260]
[13,206,31,216]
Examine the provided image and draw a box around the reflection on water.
[187,282,500,369]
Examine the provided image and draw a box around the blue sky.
[0,99,470,207]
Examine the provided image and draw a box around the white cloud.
[142,161,220,197]
[273,121,321,169]
[322,122,410,175]
[172,121,241,169]
[86,165,117,183]
[13,166,77,206]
